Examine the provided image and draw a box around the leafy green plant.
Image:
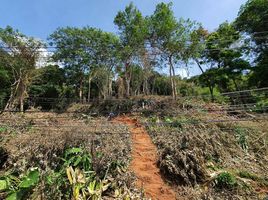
[0,168,39,200]
[44,147,127,200]
[215,172,237,189]
[235,127,248,151]
[62,147,93,171]
[255,99,268,113]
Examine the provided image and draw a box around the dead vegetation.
[0,112,144,199]
[140,98,268,199]
[0,96,267,199]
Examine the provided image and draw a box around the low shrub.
[215,172,237,190]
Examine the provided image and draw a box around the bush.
[215,172,237,189]
[255,99,268,113]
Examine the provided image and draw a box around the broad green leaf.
[0,179,8,191]
[19,169,39,188]
[6,192,18,200]
[6,191,24,200]
[65,148,82,156]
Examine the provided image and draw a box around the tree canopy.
[0,0,267,110]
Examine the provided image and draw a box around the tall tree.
[0,26,43,111]
[49,27,119,101]
[202,22,250,93]
[235,0,268,87]
[114,3,148,97]
[149,3,196,99]
[187,27,218,100]
[92,31,120,99]
[49,27,90,102]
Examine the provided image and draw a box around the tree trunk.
[195,59,215,102]
[79,78,83,103]
[125,79,130,97]
[19,79,26,112]
[88,76,92,102]
[171,64,177,100]
[169,55,177,100]
[208,86,214,102]
[125,62,131,98]
[20,95,24,112]
[108,78,112,97]
[169,64,175,98]
[118,77,124,99]
[143,78,149,95]
[106,71,111,99]
[5,77,26,112]
[4,82,17,111]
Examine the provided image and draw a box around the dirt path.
[114,116,176,200]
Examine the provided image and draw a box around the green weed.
[215,172,237,190]
[235,127,248,151]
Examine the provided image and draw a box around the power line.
[0,33,267,51]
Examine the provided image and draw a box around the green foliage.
[235,0,268,45]
[63,147,93,172]
[1,2,267,106]
[199,22,250,94]
[235,127,248,151]
[215,172,237,189]
[255,99,268,112]
[178,81,198,97]
[0,26,44,111]
[235,0,268,88]
[153,74,172,95]
[49,27,119,100]
[0,168,39,200]
[0,179,8,191]
[114,2,147,51]
[43,147,130,200]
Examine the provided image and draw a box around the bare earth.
[114,116,176,200]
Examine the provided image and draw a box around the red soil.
[114,116,176,200]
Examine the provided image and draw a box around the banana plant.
[87,179,110,200]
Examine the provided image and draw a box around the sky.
[0,0,248,77]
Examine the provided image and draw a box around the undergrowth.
[215,172,238,190]
[0,147,137,200]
